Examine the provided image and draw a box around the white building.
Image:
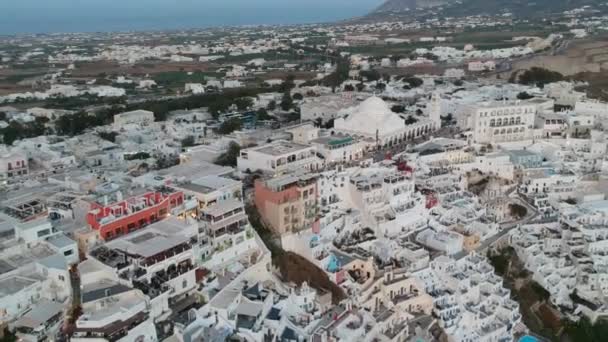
[185,83,206,94]
[463,100,537,144]
[416,229,464,255]
[334,97,436,149]
[468,61,496,72]
[310,134,366,165]
[73,283,157,342]
[237,140,321,174]
[113,110,154,129]
[0,151,28,181]
[299,94,366,124]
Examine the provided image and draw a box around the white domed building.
[334,97,436,149]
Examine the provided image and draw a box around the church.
[333,96,439,149]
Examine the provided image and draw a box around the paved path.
[455,195,540,260]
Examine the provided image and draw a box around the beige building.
[359,267,433,315]
[254,174,319,235]
[113,109,154,129]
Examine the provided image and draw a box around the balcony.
[74,312,148,342]
[141,242,194,268]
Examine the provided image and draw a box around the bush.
[518,67,564,87]
[234,97,253,111]
[509,203,528,219]
[360,70,381,82]
[405,77,423,88]
[280,92,293,111]
[124,152,151,161]
[181,135,195,147]
[517,91,534,100]
[391,105,405,113]
[217,118,242,135]
[214,142,241,167]
[98,131,118,142]
[405,116,418,125]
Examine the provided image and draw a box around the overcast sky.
[1,0,384,34]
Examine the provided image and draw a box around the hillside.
[373,0,450,13]
[370,0,604,18]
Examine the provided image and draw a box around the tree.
[124,152,151,160]
[292,93,303,101]
[55,111,102,136]
[423,52,438,61]
[267,100,277,111]
[278,74,296,93]
[517,91,534,100]
[1,327,17,342]
[405,77,424,88]
[360,70,381,82]
[518,67,564,87]
[98,131,118,142]
[256,108,274,121]
[280,92,293,111]
[181,135,195,147]
[405,116,418,125]
[208,98,232,118]
[217,118,242,135]
[391,105,406,113]
[356,83,365,92]
[214,141,241,167]
[344,84,355,92]
[441,113,454,126]
[509,203,527,219]
[453,79,464,86]
[322,118,335,129]
[376,83,386,91]
[234,97,253,111]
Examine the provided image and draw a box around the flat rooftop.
[158,160,233,179]
[508,149,539,158]
[14,300,63,328]
[0,276,38,296]
[104,217,193,258]
[201,198,243,217]
[46,234,76,249]
[249,140,311,156]
[178,175,241,194]
[0,243,56,276]
[264,173,317,191]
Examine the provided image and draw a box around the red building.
[86,190,184,240]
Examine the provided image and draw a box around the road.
[454,194,540,260]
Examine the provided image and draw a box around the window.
[64,249,74,256]
[59,275,65,281]
[37,229,51,238]
[182,279,188,289]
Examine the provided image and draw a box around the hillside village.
[1,2,608,342]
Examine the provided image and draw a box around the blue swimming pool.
[519,336,539,342]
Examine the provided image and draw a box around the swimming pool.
[519,335,539,342]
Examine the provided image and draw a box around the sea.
[0,1,382,35]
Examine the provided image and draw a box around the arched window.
[497,118,502,126]
[516,117,521,124]
[490,119,495,127]
[510,117,515,125]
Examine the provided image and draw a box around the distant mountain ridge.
[370,0,604,17]
[374,0,450,13]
